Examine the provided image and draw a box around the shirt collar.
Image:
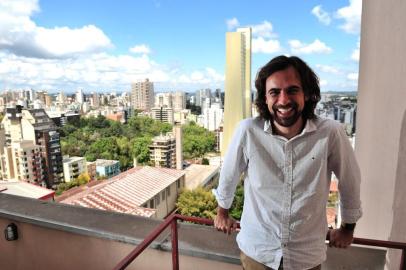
[263,118,318,135]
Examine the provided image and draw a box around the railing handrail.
[113,214,406,270]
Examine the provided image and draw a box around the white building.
[203,103,223,131]
[76,89,84,104]
[62,156,87,182]
[155,93,173,108]
[151,107,174,124]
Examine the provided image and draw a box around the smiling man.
[213,56,362,270]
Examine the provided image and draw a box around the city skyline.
[0,0,361,93]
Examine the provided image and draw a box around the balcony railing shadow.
[114,214,406,270]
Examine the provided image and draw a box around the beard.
[270,102,303,127]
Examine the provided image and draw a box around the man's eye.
[287,88,300,94]
[269,91,279,97]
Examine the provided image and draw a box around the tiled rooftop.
[59,166,185,217]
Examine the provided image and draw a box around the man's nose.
[278,90,290,105]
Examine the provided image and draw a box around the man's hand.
[214,207,237,235]
[328,227,354,248]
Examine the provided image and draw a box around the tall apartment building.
[173,91,186,111]
[203,103,223,131]
[222,27,252,156]
[131,78,154,111]
[76,89,84,104]
[149,133,176,169]
[1,140,44,185]
[151,107,174,124]
[1,106,64,188]
[195,88,211,107]
[154,93,173,108]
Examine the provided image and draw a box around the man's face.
[265,66,307,128]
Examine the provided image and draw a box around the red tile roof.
[60,166,185,217]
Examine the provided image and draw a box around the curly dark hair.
[254,55,321,121]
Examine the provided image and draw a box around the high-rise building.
[1,140,44,185]
[203,103,223,131]
[21,110,64,188]
[151,107,174,124]
[195,88,211,107]
[90,92,100,108]
[149,133,176,169]
[172,91,186,111]
[154,93,173,108]
[131,79,154,111]
[76,89,84,104]
[222,27,252,156]
[1,106,64,188]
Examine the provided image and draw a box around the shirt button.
[283,243,287,247]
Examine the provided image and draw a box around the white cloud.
[316,64,340,74]
[289,39,332,54]
[347,72,359,81]
[312,5,331,25]
[129,44,151,54]
[252,37,281,54]
[226,17,239,30]
[250,20,276,38]
[0,49,225,91]
[335,0,362,34]
[174,68,224,85]
[351,40,360,61]
[0,0,112,59]
[0,0,224,91]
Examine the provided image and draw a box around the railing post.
[400,249,405,270]
[171,216,179,270]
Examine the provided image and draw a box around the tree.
[182,122,216,158]
[229,183,244,220]
[176,187,217,219]
[202,158,210,165]
[130,136,152,164]
[77,173,91,185]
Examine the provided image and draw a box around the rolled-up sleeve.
[328,123,362,224]
[213,120,248,209]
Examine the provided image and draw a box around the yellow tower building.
[221,27,252,157]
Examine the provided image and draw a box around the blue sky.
[0,0,361,93]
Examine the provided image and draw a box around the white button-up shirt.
[213,117,362,270]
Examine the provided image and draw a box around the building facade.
[62,156,87,182]
[131,79,154,111]
[1,106,64,188]
[149,133,176,169]
[151,106,174,124]
[95,159,120,179]
[222,27,252,156]
[1,140,44,186]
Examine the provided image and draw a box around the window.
[177,179,181,189]
[156,194,160,205]
[166,186,171,197]
[162,190,166,201]
[149,199,155,209]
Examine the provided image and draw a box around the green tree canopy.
[176,187,217,219]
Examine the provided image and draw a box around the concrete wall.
[355,0,406,269]
[0,217,240,270]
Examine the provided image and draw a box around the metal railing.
[113,214,406,270]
